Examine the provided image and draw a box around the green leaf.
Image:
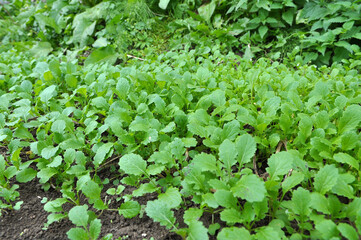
[93,143,113,168]
[333,153,359,170]
[282,171,305,194]
[282,9,294,25]
[236,134,256,166]
[198,1,216,23]
[67,228,88,240]
[310,192,330,214]
[14,126,34,140]
[158,187,182,209]
[39,85,57,104]
[220,208,242,224]
[41,146,59,160]
[16,168,37,183]
[118,201,141,218]
[187,221,209,240]
[255,226,280,240]
[89,219,102,240]
[214,190,238,209]
[65,74,78,88]
[81,180,101,200]
[231,174,266,202]
[259,25,268,39]
[218,227,251,240]
[192,153,217,173]
[84,46,118,67]
[29,42,53,58]
[337,223,358,240]
[145,200,175,229]
[291,187,311,217]
[183,208,203,225]
[68,205,89,227]
[51,120,66,134]
[266,152,293,180]
[37,167,57,183]
[158,0,170,9]
[118,153,147,176]
[341,132,358,150]
[338,105,361,134]
[219,139,237,171]
[315,219,338,239]
[314,165,339,195]
[210,89,226,107]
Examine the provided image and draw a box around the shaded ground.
[0,179,182,240]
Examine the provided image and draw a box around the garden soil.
[0,178,183,240]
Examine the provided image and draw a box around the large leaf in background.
[118,153,147,176]
[266,152,293,180]
[84,46,118,67]
[198,1,216,23]
[29,42,53,58]
[159,0,170,10]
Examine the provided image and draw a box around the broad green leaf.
[116,78,130,99]
[192,153,217,173]
[14,126,34,140]
[314,165,339,194]
[231,174,266,202]
[331,175,354,199]
[158,0,170,9]
[118,154,147,176]
[219,139,237,171]
[220,208,242,224]
[338,105,361,134]
[341,132,358,150]
[337,223,358,240]
[291,187,311,217]
[65,74,78,88]
[93,143,113,168]
[183,208,203,225]
[282,171,305,194]
[187,221,209,240]
[218,227,251,240]
[210,89,226,107]
[315,219,338,239]
[41,146,59,160]
[67,228,88,240]
[118,201,141,218]
[158,187,182,209]
[37,167,57,183]
[89,219,102,240]
[310,192,330,214]
[266,152,293,180]
[81,180,101,200]
[333,153,359,170]
[236,134,256,166]
[16,168,37,183]
[51,120,66,134]
[145,200,175,229]
[259,25,268,39]
[282,9,294,25]
[29,42,53,58]
[222,120,240,141]
[198,1,216,23]
[39,85,57,104]
[214,190,238,209]
[84,46,117,67]
[255,226,280,240]
[68,205,89,227]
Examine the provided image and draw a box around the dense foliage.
[1,0,361,239]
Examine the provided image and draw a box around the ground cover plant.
[1,0,361,239]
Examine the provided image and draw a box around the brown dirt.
[0,179,183,240]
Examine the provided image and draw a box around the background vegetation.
[1,0,361,239]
